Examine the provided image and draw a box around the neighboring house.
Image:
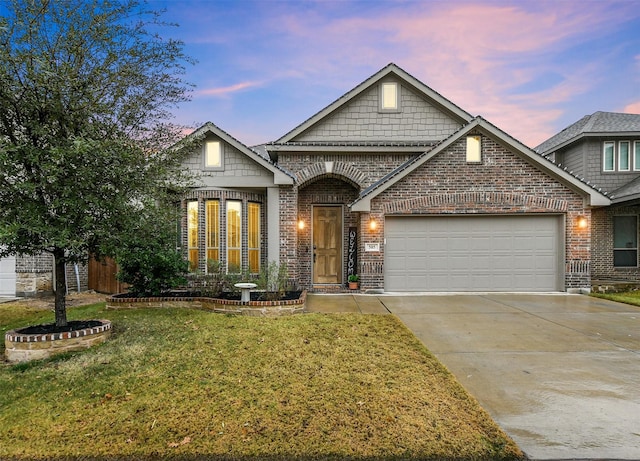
[536,111,640,285]
[0,253,87,298]
[180,63,609,293]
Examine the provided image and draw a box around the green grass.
[591,290,640,307]
[0,302,524,460]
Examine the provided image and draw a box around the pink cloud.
[623,101,640,114]
[198,81,262,97]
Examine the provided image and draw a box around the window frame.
[226,200,242,273]
[466,135,482,163]
[618,141,631,172]
[603,141,615,172]
[613,215,638,268]
[379,82,400,112]
[204,140,223,170]
[187,201,199,272]
[634,141,640,171]
[247,202,261,274]
[206,200,220,267]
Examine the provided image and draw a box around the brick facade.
[275,137,592,292]
[591,205,640,283]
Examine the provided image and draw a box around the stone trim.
[383,192,568,214]
[297,162,367,189]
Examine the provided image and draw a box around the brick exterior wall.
[15,253,88,296]
[592,205,640,282]
[360,136,591,291]
[277,152,419,289]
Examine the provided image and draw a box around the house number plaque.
[364,243,380,252]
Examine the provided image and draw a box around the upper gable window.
[205,140,222,169]
[380,82,400,112]
[466,135,482,163]
[635,141,640,171]
[603,142,615,171]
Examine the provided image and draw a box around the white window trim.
[603,141,615,172]
[618,141,631,171]
[466,135,482,163]
[634,141,640,171]
[204,140,224,170]
[379,82,401,112]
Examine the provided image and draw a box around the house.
[180,63,610,293]
[536,111,640,286]
[0,253,87,298]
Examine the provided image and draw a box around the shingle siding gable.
[293,83,462,143]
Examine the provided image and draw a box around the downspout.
[74,263,81,293]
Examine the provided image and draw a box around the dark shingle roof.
[536,111,640,154]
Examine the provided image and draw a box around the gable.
[293,77,463,143]
[180,122,293,187]
[272,64,472,149]
[351,117,610,211]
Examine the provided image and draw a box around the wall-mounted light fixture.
[576,215,588,229]
[298,219,305,230]
[369,218,377,231]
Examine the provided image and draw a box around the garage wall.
[0,256,16,297]
[359,136,591,292]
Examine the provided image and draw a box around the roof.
[351,116,611,212]
[536,111,640,154]
[611,175,640,203]
[272,63,473,145]
[187,122,294,185]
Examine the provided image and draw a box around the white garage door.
[385,215,563,292]
[0,256,16,297]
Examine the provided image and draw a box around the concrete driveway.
[306,293,640,460]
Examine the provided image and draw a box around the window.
[603,142,615,171]
[613,216,638,267]
[205,140,222,168]
[619,141,630,171]
[380,82,399,111]
[187,201,199,271]
[206,200,219,264]
[248,203,261,273]
[466,135,482,162]
[227,201,242,272]
[634,141,640,171]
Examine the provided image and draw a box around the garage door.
[0,256,16,297]
[385,215,562,292]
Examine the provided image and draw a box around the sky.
[149,0,640,149]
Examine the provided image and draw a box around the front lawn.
[0,302,523,460]
[591,291,640,307]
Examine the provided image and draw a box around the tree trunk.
[53,250,68,328]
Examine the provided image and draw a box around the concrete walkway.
[306,293,640,460]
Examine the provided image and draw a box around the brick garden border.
[105,290,307,316]
[5,320,112,363]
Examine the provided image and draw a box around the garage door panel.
[0,255,16,297]
[385,216,562,292]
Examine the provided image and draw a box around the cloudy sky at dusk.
[151,0,640,148]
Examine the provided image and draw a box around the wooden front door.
[313,206,342,284]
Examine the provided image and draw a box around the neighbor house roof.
[535,111,640,155]
[270,63,473,146]
[351,116,611,211]
[187,122,294,185]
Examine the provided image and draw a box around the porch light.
[298,219,305,230]
[576,215,588,229]
[369,218,377,231]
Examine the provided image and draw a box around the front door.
[313,206,342,284]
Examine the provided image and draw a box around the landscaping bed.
[0,301,524,460]
[106,290,306,316]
